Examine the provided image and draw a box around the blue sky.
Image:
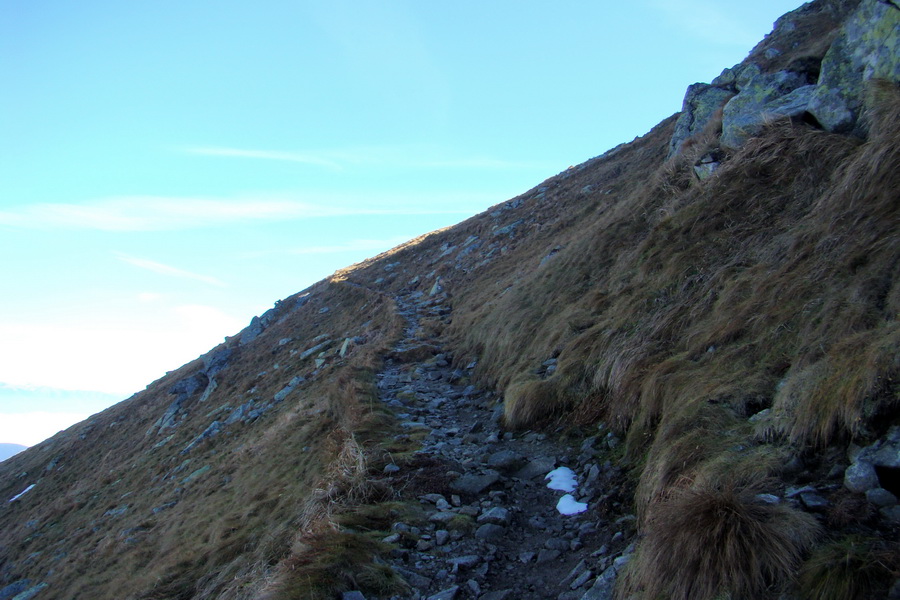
[0,0,803,447]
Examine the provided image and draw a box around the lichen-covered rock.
[845,459,880,492]
[711,62,763,91]
[668,84,733,157]
[808,0,900,134]
[720,70,811,148]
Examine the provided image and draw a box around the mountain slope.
[2,1,898,599]
[0,445,27,463]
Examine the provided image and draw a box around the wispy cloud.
[184,146,342,169]
[182,144,552,171]
[0,194,481,231]
[645,0,771,48]
[239,235,415,259]
[114,252,226,287]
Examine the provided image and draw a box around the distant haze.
[0,443,28,462]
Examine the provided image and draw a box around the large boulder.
[808,0,900,134]
[668,84,734,157]
[720,69,815,148]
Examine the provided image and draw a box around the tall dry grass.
[621,475,820,600]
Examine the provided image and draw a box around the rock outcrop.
[669,0,899,158]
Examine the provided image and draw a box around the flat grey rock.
[451,470,501,494]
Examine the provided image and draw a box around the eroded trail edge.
[373,289,636,600]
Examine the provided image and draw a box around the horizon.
[0,0,804,447]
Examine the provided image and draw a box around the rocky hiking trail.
[366,288,638,600]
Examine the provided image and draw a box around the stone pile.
[362,289,637,600]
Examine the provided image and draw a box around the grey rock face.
[240,316,264,345]
[201,347,232,378]
[721,81,816,148]
[808,0,900,134]
[0,581,31,600]
[273,375,305,403]
[7,583,48,600]
[668,84,734,157]
[181,420,221,454]
[168,372,208,398]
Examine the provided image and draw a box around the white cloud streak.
[645,0,774,48]
[114,253,226,287]
[0,306,245,395]
[184,146,342,169]
[239,235,415,259]
[0,194,481,231]
[184,145,552,171]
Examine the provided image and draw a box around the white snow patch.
[557,494,588,515]
[545,466,578,492]
[8,484,35,503]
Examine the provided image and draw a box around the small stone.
[382,533,401,544]
[536,549,561,563]
[435,530,450,546]
[487,450,526,473]
[395,567,432,589]
[383,464,400,474]
[519,551,536,563]
[427,586,459,600]
[343,592,366,600]
[416,539,434,551]
[755,493,781,504]
[867,488,899,508]
[845,461,880,493]
[475,523,505,540]
[481,591,512,600]
[570,569,594,590]
[800,492,829,511]
[514,457,557,480]
[451,470,501,495]
[477,507,511,526]
[882,506,900,525]
[429,512,457,525]
[562,560,588,585]
[545,538,570,551]
[449,555,481,571]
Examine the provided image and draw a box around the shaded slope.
[2,1,899,598]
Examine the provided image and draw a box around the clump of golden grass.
[797,535,900,600]
[621,475,820,600]
[270,531,407,600]
[503,377,561,429]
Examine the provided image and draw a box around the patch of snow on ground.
[545,466,578,492]
[557,494,588,515]
[546,466,588,515]
[8,484,35,503]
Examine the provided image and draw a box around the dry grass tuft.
[271,531,407,600]
[798,535,900,600]
[622,475,821,600]
[503,378,560,429]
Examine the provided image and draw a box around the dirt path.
[373,289,637,600]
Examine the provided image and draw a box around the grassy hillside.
[0,281,407,599]
[2,3,898,598]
